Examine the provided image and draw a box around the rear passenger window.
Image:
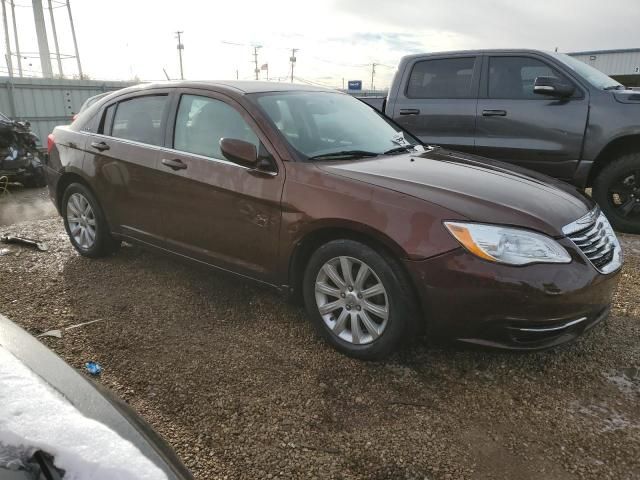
[109,95,167,146]
[173,94,259,159]
[407,57,477,99]
[488,57,565,99]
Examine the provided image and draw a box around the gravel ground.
[1,188,639,480]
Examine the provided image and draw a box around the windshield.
[551,52,623,90]
[253,91,422,159]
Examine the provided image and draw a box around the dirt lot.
[1,187,639,480]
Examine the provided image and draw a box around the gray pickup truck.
[370,49,640,233]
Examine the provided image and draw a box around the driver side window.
[174,95,259,159]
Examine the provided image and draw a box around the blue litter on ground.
[85,361,102,376]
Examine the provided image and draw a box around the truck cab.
[384,49,640,233]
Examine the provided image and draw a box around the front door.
[153,90,284,282]
[391,55,480,153]
[475,54,589,181]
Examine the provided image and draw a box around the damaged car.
[0,112,46,188]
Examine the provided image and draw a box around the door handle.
[90,141,110,151]
[161,158,187,171]
[482,109,507,117]
[399,108,420,115]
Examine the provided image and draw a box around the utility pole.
[66,0,82,78]
[48,0,63,77]
[252,45,261,80]
[9,1,21,76]
[370,62,376,91]
[1,0,12,76]
[175,31,184,80]
[290,48,298,83]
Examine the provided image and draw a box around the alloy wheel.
[608,169,640,218]
[314,256,389,345]
[66,192,97,250]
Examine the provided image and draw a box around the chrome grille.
[563,209,622,274]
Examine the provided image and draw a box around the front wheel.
[593,152,640,234]
[302,239,418,360]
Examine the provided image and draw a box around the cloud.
[334,0,640,53]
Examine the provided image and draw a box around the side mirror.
[533,76,575,98]
[219,138,258,168]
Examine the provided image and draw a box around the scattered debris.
[38,330,62,339]
[0,235,47,251]
[65,319,103,331]
[37,319,104,340]
[0,248,9,256]
[84,362,102,376]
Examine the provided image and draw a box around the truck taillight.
[47,134,55,154]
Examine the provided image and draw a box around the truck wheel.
[61,183,120,257]
[302,239,418,360]
[593,153,640,234]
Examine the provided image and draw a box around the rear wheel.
[593,152,640,233]
[62,183,120,257]
[302,239,418,360]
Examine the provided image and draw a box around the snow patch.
[0,346,168,480]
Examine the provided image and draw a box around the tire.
[61,182,120,257]
[302,239,419,360]
[592,152,640,234]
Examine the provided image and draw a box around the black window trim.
[404,55,481,100]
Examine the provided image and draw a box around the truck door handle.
[161,158,187,170]
[90,141,110,151]
[482,109,507,117]
[399,108,420,115]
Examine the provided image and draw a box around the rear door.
[475,54,589,180]
[152,90,284,282]
[84,91,171,245]
[390,55,480,153]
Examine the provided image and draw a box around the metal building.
[567,48,640,86]
[0,76,134,144]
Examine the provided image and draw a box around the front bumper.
[405,240,621,350]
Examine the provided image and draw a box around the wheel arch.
[588,134,640,187]
[287,222,422,321]
[55,171,94,211]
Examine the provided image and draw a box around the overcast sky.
[4,0,640,88]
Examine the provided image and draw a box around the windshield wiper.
[309,150,379,160]
[604,84,624,90]
[384,145,417,155]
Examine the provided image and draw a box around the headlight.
[444,222,571,265]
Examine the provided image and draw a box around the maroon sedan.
[44,81,622,359]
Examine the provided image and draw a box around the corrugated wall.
[0,77,135,146]
[569,51,640,76]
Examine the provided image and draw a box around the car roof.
[117,80,333,96]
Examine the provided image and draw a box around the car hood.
[318,148,594,237]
